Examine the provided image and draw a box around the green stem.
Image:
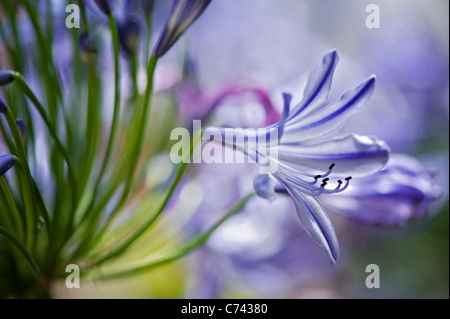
[0,176,24,243]
[72,56,158,257]
[88,130,202,266]
[0,185,16,235]
[4,109,37,251]
[88,193,255,280]
[78,64,100,196]
[12,73,78,206]
[89,13,121,204]
[0,225,42,278]
[76,0,90,33]
[129,54,138,102]
[144,14,152,65]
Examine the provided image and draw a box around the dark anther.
[320,182,327,187]
[329,163,335,170]
[322,178,329,182]
[345,176,352,181]
[314,175,321,180]
[337,180,342,184]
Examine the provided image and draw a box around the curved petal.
[277,92,292,142]
[276,134,390,177]
[282,77,376,144]
[154,0,213,57]
[278,180,339,264]
[287,50,339,121]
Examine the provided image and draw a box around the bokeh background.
[6,0,448,298]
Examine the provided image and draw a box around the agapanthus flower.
[204,50,390,263]
[186,155,440,297]
[153,0,213,58]
[319,154,441,227]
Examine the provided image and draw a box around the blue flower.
[118,15,141,56]
[204,51,390,263]
[153,0,213,58]
[320,154,441,227]
[94,0,111,15]
[0,154,15,177]
[78,33,97,64]
[0,70,14,87]
[0,96,9,113]
[141,0,155,14]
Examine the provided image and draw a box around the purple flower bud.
[94,0,111,15]
[153,0,212,58]
[0,154,15,177]
[0,70,14,86]
[15,118,26,137]
[324,154,441,227]
[78,33,97,64]
[0,96,8,113]
[141,0,154,13]
[118,15,140,55]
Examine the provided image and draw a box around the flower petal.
[282,76,376,144]
[287,50,339,121]
[154,0,213,57]
[277,92,292,143]
[276,134,390,177]
[323,154,441,226]
[278,180,339,264]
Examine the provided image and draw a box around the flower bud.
[118,15,140,56]
[94,0,111,15]
[153,0,212,58]
[15,118,26,138]
[0,154,15,177]
[0,96,8,113]
[141,0,154,14]
[78,33,97,64]
[0,70,14,86]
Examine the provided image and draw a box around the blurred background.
[3,0,448,298]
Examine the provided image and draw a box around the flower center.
[308,163,352,196]
[275,162,353,197]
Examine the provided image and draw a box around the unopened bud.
[153,0,212,58]
[0,154,15,177]
[0,70,14,86]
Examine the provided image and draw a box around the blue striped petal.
[278,179,339,264]
[287,50,339,121]
[153,0,213,57]
[276,134,390,177]
[282,76,376,144]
